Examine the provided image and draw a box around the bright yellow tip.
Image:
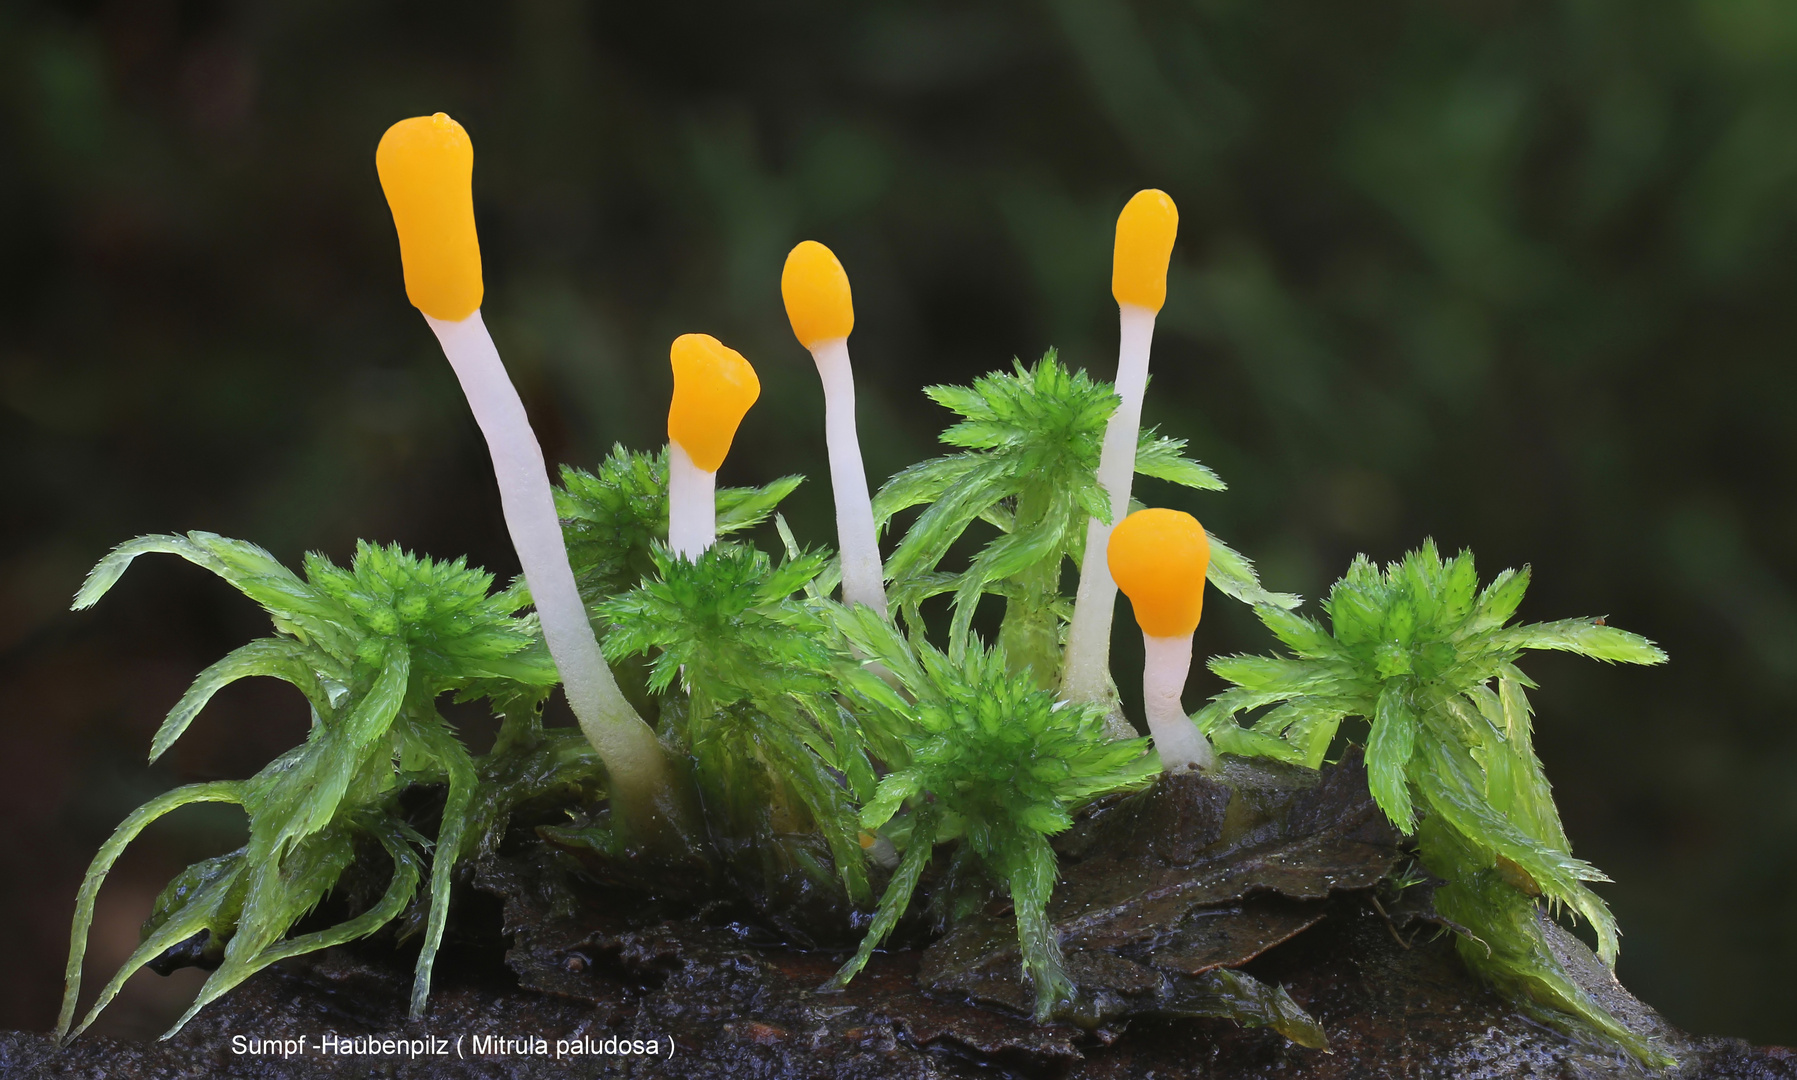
[668,334,760,472]
[1111,189,1178,314]
[1108,507,1210,638]
[781,241,854,348]
[376,113,483,322]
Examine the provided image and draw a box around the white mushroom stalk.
[1108,507,1216,772]
[1061,190,1180,712]
[665,333,761,560]
[782,241,889,618]
[376,113,686,846]
[666,443,715,560]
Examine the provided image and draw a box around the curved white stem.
[1142,631,1215,772]
[666,441,717,561]
[1061,303,1157,705]
[810,337,889,617]
[425,312,665,781]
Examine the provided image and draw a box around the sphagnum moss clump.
[826,605,1158,1020]
[58,535,568,1040]
[595,540,878,910]
[56,111,1671,1067]
[1197,541,1671,1063]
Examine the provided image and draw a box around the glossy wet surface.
[9,889,1795,1078]
[9,756,1794,1077]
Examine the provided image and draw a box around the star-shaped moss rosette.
[825,604,1159,1021]
[556,444,803,606]
[873,351,1293,693]
[1196,539,1671,1063]
[57,533,569,1040]
[594,540,877,908]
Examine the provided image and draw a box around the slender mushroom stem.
[665,332,760,560]
[1062,191,1179,717]
[1141,632,1213,772]
[782,241,889,617]
[1108,507,1216,772]
[812,337,887,615]
[425,313,670,780]
[377,113,689,851]
[666,442,716,560]
[1062,303,1157,712]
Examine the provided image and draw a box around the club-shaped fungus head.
[668,334,761,472]
[1108,507,1210,638]
[1111,189,1179,315]
[376,113,483,322]
[781,241,855,348]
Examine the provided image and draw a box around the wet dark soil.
[7,894,1793,1079]
[7,756,1794,1079]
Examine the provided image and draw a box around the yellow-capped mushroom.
[666,334,760,558]
[1109,507,1209,637]
[1111,189,1179,315]
[376,114,684,879]
[669,334,760,472]
[781,240,855,348]
[1108,508,1215,772]
[1063,190,1181,721]
[376,113,483,323]
[781,240,888,617]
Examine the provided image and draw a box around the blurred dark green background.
[3,0,1794,1046]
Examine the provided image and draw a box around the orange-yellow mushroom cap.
[376,113,483,322]
[1108,507,1210,638]
[781,241,854,348]
[668,334,761,472]
[1111,189,1178,314]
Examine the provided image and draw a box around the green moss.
[59,533,560,1041]
[596,540,874,906]
[1197,540,1672,1064]
[61,369,1672,1057]
[826,604,1158,1019]
[874,352,1287,683]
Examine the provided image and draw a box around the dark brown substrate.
[7,756,1793,1079]
[6,893,1793,1079]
